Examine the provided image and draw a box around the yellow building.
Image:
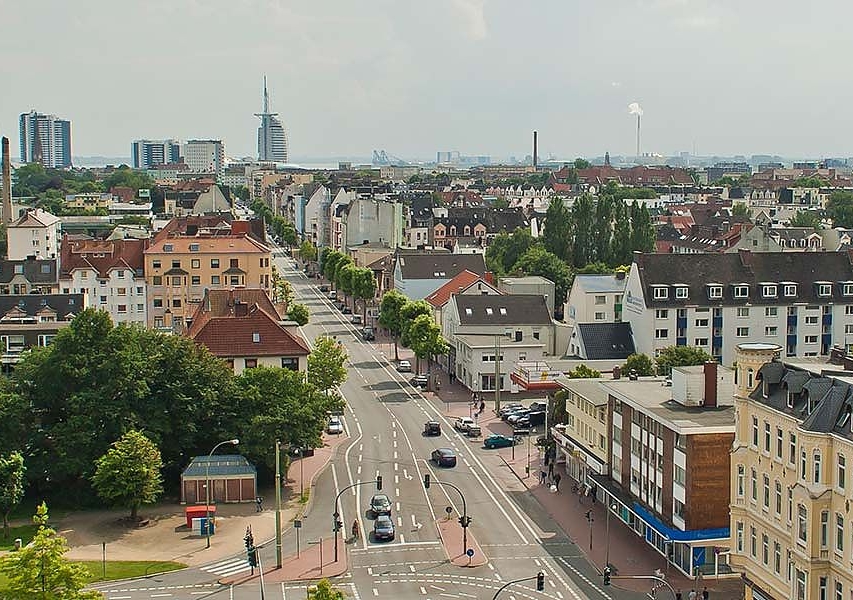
[144,234,272,330]
[552,376,609,482]
[731,343,853,600]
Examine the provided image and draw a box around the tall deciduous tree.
[91,430,163,521]
[0,451,25,539]
[512,246,573,309]
[406,314,449,373]
[570,194,595,267]
[789,210,822,229]
[299,241,318,263]
[542,198,572,262]
[655,346,713,376]
[622,353,655,377]
[322,251,344,284]
[308,336,348,397]
[609,199,633,266]
[592,196,613,264]
[286,303,309,326]
[399,300,433,348]
[378,290,408,361]
[827,191,853,228]
[0,503,102,600]
[351,267,377,321]
[567,364,601,378]
[629,201,655,254]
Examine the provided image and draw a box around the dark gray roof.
[182,454,256,478]
[753,361,853,439]
[455,294,551,326]
[0,294,83,320]
[397,253,485,280]
[576,323,636,360]
[635,249,853,307]
[0,259,58,284]
[435,207,528,233]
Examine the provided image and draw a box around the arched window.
[450,226,457,236]
[747,368,754,389]
[463,225,471,236]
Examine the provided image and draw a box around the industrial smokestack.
[1,137,12,225]
[628,102,644,160]
[533,130,538,170]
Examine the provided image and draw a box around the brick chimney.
[231,220,250,235]
[703,361,718,408]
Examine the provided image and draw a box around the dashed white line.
[420,586,427,595]
[372,588,379,596]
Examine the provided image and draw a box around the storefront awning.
[632,503,729,542]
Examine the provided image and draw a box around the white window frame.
[652,286,669,300]
[708,285,723,299]
[674,286,688,299]
[818,283,832,297]
[762,284,777,298]
[784,284,797,297]
[734,285,749,298]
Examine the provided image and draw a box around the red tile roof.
[425,270,486,308]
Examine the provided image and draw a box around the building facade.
[730,343,853,600]
[181,140,225,178]
[7,209,61,261]
[255,77,288,163]
[19,110,72,168]
[131,139,181,169]
[564,273,627,328]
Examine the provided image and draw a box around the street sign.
[445,506,453,515]
[294,520,302,529]
[465,548,474,557]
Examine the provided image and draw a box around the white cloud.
[450,0,488,40]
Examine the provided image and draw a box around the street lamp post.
[492,572,545,599]
[423,475,469,556]
[332,478,382,563]
[605,503,619,567]
[585,509,594,551]
[206,438,240,549]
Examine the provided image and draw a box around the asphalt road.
[92,251,647,600]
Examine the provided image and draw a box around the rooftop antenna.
[628,102,643,161]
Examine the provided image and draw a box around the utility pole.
[494,334,501,413]
[274,440,282,569]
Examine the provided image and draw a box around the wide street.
[92,251,645,600]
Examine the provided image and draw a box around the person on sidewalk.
[479,400,486,415]
[539,469,547,485]
[688,589,697,600]
[548,461,554,478]
[255,496,264,512]
[701,587,708,600]
[553,473,562,491]
[675,590,682,600]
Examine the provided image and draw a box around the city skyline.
[3,1,853,161]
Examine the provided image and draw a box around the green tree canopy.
[542,197,572,262]
[406,314,449,372]
[287,303,309,326]
[789,210,822,229]
[101,165,154,193]
[0,503,102,600]
[299,241,318,263]
[793,176,828,188]
[513,246,573,308]
[351,267,377,320]
[307,579,346,600]
[621,353,655,377]
[655,346,713,376]
[573,158,591,169]
[378,290,408,360]
[827,191,853,228]
[0,451,25,539]
[576,262,613,275]
[399,300,433,348]
[308,336,348,396]
[567,364,601,378]
[731,202,751,219]
[91,430,163,521]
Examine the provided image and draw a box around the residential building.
[303,185,331,247]
[7,209,61,261]
[181,140,225,178]
[444,294,553,392]
[163,181,231,216]
[566,322,636,361]
[623,250,853,366]
[343,196,404,249]
[19,110,72,168]
[64,192,113,211]
[552,376,610,485]
[187,288,309,374]
[0,258,59,295]
[731,343,853,600]
[131,139,181,169]
[147,160,191,185]
[708,162,752,182]
[590,363,735,577]
[425,270,499,336]
[59,237,148,325]
[564,273,627,328]
[432,207,528,250]
[498,276,556,317]
[144,228,272,330]
[0,294,84,371]
[393,251,486,300]
[255,77,288,163]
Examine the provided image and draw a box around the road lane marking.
[420,587,427,594]
[410,565,416,572]
[373,589,378,596]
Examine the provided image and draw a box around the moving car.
[431,448,457,467]
[396,360,412,373]
[423,421,441,436]
[370,494,392,516]
[483,434,517,449]
[373,515,395,541]
[362,327,375,341]
[326,417,344,435]
[454,417,476,432]
[410,374,429,388]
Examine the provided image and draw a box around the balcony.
[510,361,563,391]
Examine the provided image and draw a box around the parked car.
[326,417,344,435]
[396,360,412,373]
[319,284,330,293]
[525,411,546,426]
[498,403,524,417]
[373,515,395,541]
[424,420,441,436]
[370,494,392,516]
[431,448,457,468]
[341,306,352,315]
[327,290,337,300]
[351,314,363,325]
[362,327,376,341]
[501,407,527,421]
[507,411,532,425]
[454,417,476,432]
[483,434,517,449]
[528,401,547,412]
[410,374,429,388]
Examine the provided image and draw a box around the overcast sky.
[1,0,850,161]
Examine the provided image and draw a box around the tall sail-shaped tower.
[255,76,288,162]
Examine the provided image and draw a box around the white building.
[304,185,332,247]
[182,140,225,178]
[623,249,853,366]
[7,209,61,261]
[564,273,627,328]
[343,196,404,249]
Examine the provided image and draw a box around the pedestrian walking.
[255,496,264,512]
[553,473,562,491]
[548,462,554,478]
[702,587,708,600]
[676,590,682,600]
[479,400,485,415]
[688,589,697,600]
[540,470,547,485]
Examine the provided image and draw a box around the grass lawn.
[0,561,186,589]
[0,524,39,551]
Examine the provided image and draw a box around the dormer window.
[465,307,472,315]
[652,286,668,300]
[674,285,689,300]
[817,282,832,297]
[708,284,723,299]
[164,244,173,252]
[486,307,494,315]
[842,282,853,297]
[499,307,507,315]
[762,284,777,298]
[734,285,750,299]
[784,283,797,297]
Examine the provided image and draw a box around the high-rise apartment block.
[181,140,225,178]
[19,110,72,168]
[131,139,181,169]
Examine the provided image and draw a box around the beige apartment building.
[144,233,272,330]
[731,343,853,600]
[552,376,609,483]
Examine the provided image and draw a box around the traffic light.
[536,571,545,591]
[248,547,258,567]
[603,566,612,586]
[376,475,383,491]
[458,515,471,527]
[334,519,343,532]
[423,473,431,488]
[243,530,254,550]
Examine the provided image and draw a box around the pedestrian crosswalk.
[200,556,252,577]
